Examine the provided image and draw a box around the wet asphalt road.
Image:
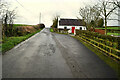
[3,28,117,78]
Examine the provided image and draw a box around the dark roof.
[59,18,85,26]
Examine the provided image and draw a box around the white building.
[57,18,86,31]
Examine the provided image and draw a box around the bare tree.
[0,0,17,37]
[7,9,16,36]
[0,0,8,37]
[98,0,118,35]
[79,5,101,31]
[79,6,92,30]
[89,5,102,31]
[110,0,120,23]
[112,0,120,8]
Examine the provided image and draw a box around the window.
[64,27,67,29]
[80,27,82,30]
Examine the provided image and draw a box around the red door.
[72,27,75,33]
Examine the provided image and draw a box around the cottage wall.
[57,17,87,31]
[58,25,86,30]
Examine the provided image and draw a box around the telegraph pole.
[39,12,41,24]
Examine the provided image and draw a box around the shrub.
[113,42,118,49]
[76,30,119,50]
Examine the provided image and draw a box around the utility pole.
[39,12,41,24]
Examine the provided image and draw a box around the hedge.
[76,30,120,50]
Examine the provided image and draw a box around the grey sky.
[6,0,98,27]
[6,0,119,27]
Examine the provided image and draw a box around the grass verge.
[55,32,68,35]
[50,28,68,35]
[50,28,54,32]
[72,36,120,78]
[2,29,43,53]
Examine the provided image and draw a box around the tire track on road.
[52,33,88,78]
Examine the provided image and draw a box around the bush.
[76,30,120,43]
[113,42,118,49]
[76,30,119,50]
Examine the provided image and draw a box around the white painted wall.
[57,17,87,30]
[58,25,86,30]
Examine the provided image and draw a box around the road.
[3,28,117,78]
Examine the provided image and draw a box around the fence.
[76,35,120,61]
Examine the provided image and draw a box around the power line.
[15,0,24,9]
[14,0,36,16]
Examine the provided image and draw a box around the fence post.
[98,43,99,47]
[110,48,111,53]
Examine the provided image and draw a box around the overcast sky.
[5,0,99,27]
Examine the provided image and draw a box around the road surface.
[3,28,117,78]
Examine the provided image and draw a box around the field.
[96,27,120,36]
[96,27,120,30]
[107,33,120,36]
[13,24,33,27]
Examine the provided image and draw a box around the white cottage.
[57,18,86,33]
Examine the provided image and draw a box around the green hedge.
[2,29,42,53]
[76,30,120,50]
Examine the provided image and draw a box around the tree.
[98,0,118,35]
[0,0,17,37]
[0,1,7,37]
[112,0,120,8]
[79,6,92,30]
[79,5,101,31]
[89,5,102,31]
[110,0,120,23]
[39,23,45,29]
[52,15,60,28]
[96,18,104,27]
[0,1,8,37]
[2,10,16,37]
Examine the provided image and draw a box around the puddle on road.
[37,44,56,56]
[49,44,55,53]
[42,32,49,35]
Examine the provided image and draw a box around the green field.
[96,27,120,36]
[96,27,120,30]
[107,33,120,36]
[13,24,33,27]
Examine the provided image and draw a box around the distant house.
[57,18,86,32]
